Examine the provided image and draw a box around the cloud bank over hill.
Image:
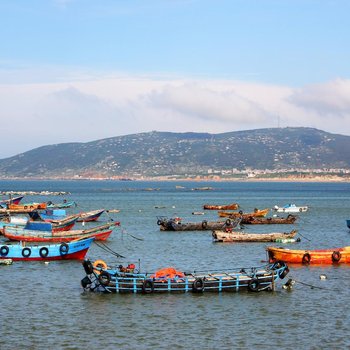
[0,70,349,158]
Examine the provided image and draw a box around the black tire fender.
[332,251,341,263]
[248,278,260,292]
[279,267,289,279]
[39,247,49,258]
[22,247,31,258]
[225,219,231,226]
[302,253,311,264]
[192,278,205,292]
[202,220,208,229]
[59,243,69,256]
[0,245,9,257]
[98,271,111,286]
[142,280,154,294]
[82,260,94,275]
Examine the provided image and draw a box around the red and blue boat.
[0,237,94,261]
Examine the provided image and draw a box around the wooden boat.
[47,200,77,209]
[267,245,350,264]
[77,209,105,222]
[157,216,241,231]
[2,221,119,243]
[0,214,79,233]
[7,202,47,210]
[240,214,297,225]
[272,204,308,213]
[81,259,289,293]
[0,237,94,261]
[203,203,239,210]
[0,195,24,207]
[218,208,270,218]
[212,229,298,243]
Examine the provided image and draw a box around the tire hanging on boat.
[192,278,205,292]
[202,220,208,229]
[278,267,289,279]
[225,219,231,226]
[302,253,311,264]
[98,271,111,286]
[142,280,154,294]
[59,243,69,256]
[39,247,49,258]
[332,251,341,263]
[248,278,260,292]
[22,247,31,258]
[0,245,9,257]
[82,260,94,275]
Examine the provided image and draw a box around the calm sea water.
[1,180,350,349]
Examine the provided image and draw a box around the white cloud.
[1,72,350,158]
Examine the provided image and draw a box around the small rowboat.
[81,259,289,293]
[7,202,47,210]
[240,214,297,225]
[47,200,77,209]
[0,195,24,207]
[218,208,270,218]
[3,221,119,243]
[212,229,298,243]
[157,216,241,231]
[0,214,79,233]
[273,204,308,213]
[267,245,350,264]
[77,209,105,222]
[203,203,239,210]
[0,237,94,261]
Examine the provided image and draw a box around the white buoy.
[44,261,50,265]
[319,274,327,280]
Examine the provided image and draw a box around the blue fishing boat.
[47,200,77,209]
[81,260,289,293]
[0,237,94,261]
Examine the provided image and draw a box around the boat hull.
[0,238,94,261]
[203,203,239,210]
[81,261,289,294]
[267,246,350,264]
[77,209,105,222]
[213,230,298,243]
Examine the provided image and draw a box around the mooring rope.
[121,228,144,241]
[93,241,125,258]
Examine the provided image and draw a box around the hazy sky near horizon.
[1,0,350,158]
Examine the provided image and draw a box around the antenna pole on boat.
[138,258,141,273]
[271,271,275,291]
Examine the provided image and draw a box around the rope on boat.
[93,241,125,258]
[286,278,329,290]
[297,232,311,242]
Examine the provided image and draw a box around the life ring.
[59,243,69,256]
[225,219,231,226]
[93,259,108,274]
[82,260,94,275]
[332,251,341,263]
[98,271,111,286]
[302,253,311,264]
[39,247,49,258]
[192,278,204,292]
[22,247,31,258]
[202,220,208,229]
[248,278,260,292]
[0,245,9,257]
[142,280,154,294]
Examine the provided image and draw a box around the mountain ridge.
[1,127,350,179]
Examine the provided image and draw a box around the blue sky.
[1,0,350,158]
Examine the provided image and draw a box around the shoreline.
[0,175,349,183]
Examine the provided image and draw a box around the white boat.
[273,204,308,213]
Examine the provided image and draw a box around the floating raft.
[240,215,297,225]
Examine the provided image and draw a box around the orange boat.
[7,202,47,210]
[218,208,269,218]
[203,203,239,210]
[267,246,350,264]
